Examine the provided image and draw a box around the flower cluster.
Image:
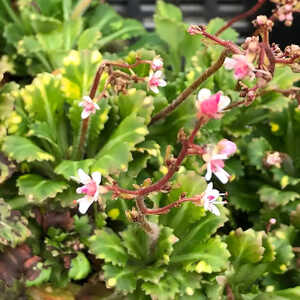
[271,0,297,26]
[198,139,236,216]
[148,56,167,94]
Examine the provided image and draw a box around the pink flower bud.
[187,25,201,35]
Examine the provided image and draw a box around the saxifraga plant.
[0,0,300,299]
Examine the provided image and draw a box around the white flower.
[148,70,167,94]
[78,96,100,119]
[73,169,102,214]
[203,183,226,216]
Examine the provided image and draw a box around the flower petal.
[150,86,159,94]
[81,109,90,119]
[155,70,162,78]
[223,57,236,70]
[92,172,102,185]
[197,88,211,102]
[76,186,85,194]
[218,95,231,111]
[78,197,93,214]
[77,169,91,184]
[205,163,212,181]
[210,204,221,216]
[214,167,230,184]
[159,79,167,87]
[83,96,92,102]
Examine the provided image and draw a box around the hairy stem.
[136,195,203,215]
[216,0,267,36]
[150,50,230,125]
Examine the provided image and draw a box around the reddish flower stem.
[216,0,267,36]
[106,118,206,197]
[150,49,230,125]
[136,195,203,215]
[198,27,243,55]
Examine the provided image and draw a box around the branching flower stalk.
[74,58,154,160]
[150,49,231,125]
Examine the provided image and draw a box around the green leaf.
[28,121,58,149]
[269,66,300,90]
[74,215,92,239]
[19,73,64,131]
[121,224,150,260]
[0,198,31,247]
[61,50,102,100]
[173,236,230,273]
[142,273,179,300]
[138,267,166,283]
[78,27,101,50]
[290,204,300,229]
[261,92,289,112]
[153,226,175,264]
[103,264,137,293]
[173,213,227,258]
[271,168,300,189]
[206,18,239,42]
[118,89,154,124]
[87,98,111,148]
[26,264,52,287]
[253,286,300,300]
[247,137,272,170]
[17,174,68,204]
[68,252,91,280]
[29,14,61,34]
[269,226,295,274]
[54,159,95,180]
[258,185,299,207]
[3,136,54,163]
[93,114,148,175]
[227,180,261,212]
[88,228,128,266]
[226,228,265,266]
[155,0,183,21]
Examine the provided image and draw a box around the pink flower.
[224,55,255,80]
[148,70,167,94]
[78,96,100,119]
[73,169,102,214]
[203,183,226,216]
[151,57,163,71]
[196,88,230,119]
[202,140,236,184]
